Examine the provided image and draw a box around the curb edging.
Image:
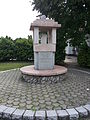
[0,104,90,120]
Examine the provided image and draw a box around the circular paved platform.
[20,65,67,76]
[0,68,89,110]
[20,65,67,84]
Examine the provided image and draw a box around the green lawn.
[0,61,33,71]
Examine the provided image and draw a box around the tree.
[78,41,90,67]
[0,36,15,61]
[0,36,33,61]
[32,0,90,64]
[14,38,33,61]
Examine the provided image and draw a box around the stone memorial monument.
[30,15,61,70]
[20,16,67,84]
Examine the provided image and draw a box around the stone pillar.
[52,28,56,44]
[48,30,52,44]
[34,52,38,70]
[34,27,39,70]
[51,28,56,69]
[33,27,39,44]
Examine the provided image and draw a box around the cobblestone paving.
[0,68,90,110]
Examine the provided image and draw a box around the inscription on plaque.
[38,52,55,70]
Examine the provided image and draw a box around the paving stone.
[39,100,45,104]
[47,110,57,120]
[26,105,33,109]
[53,103,60,107]
[83,104,90,114]
[12,109,25,120]
[0,105,7,118]
[75,106,88,117]
[46,102,52,105]
[66,108,79,120]
[51,99,57,103]
[13,102,19,106]
[14,98,20,101]
[0,69,90,111]
[13,105,20,108]
[3,107,16,119]
[56,110,69,120]
[60,105,67,109]
[40,104,46,109]
[35,110,46,120]
[19,103,26,107]
[46,106,53,110]
[33,102,39,106]
[23,110,35,120]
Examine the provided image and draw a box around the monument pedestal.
[34,52,55,70]
[20,65,67,84]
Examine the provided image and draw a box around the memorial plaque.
[38,52,54,70]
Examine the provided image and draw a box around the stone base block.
[22,73,67,84]
[20,65,67,84]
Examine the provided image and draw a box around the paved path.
[0,68,90,111]
[65,55,90,72]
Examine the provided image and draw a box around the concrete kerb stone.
[3,107,16,119]
[83,104,90,115]
[0,68,19,73]
[66,108,79,120]
[23,110,35,120]
[56,110,69,120]
[46,110,57,120]
[35,110,46,120]
[75,106,88,118]
[0,104,89,120]
[12,109,25,120]
[0,105,7,118]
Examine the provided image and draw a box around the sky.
[0,0,39,39]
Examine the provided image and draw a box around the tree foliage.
[0,36,33,61]
[0,36,15,61]
[78,42,90,67]
[14,38,33,61]
[32,0,90,64]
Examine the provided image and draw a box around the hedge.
[0,36,33,61]
[77,42,90,67]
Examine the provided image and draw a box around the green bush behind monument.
[78,42,90,67]
[0,36,33,61]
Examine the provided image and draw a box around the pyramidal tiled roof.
[30,19,61,30]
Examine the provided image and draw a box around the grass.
[0,61,33,71]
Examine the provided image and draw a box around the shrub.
[14,38,33,61]
[0,36,33,61]
[77,42,90,67]
[55,29,67,65]
[0,36,15,61]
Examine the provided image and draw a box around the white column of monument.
[48,30,52,44]
[51,28,56,68]
[33,27,39,69]
[52,28,56,44]
[33,27,39,44]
